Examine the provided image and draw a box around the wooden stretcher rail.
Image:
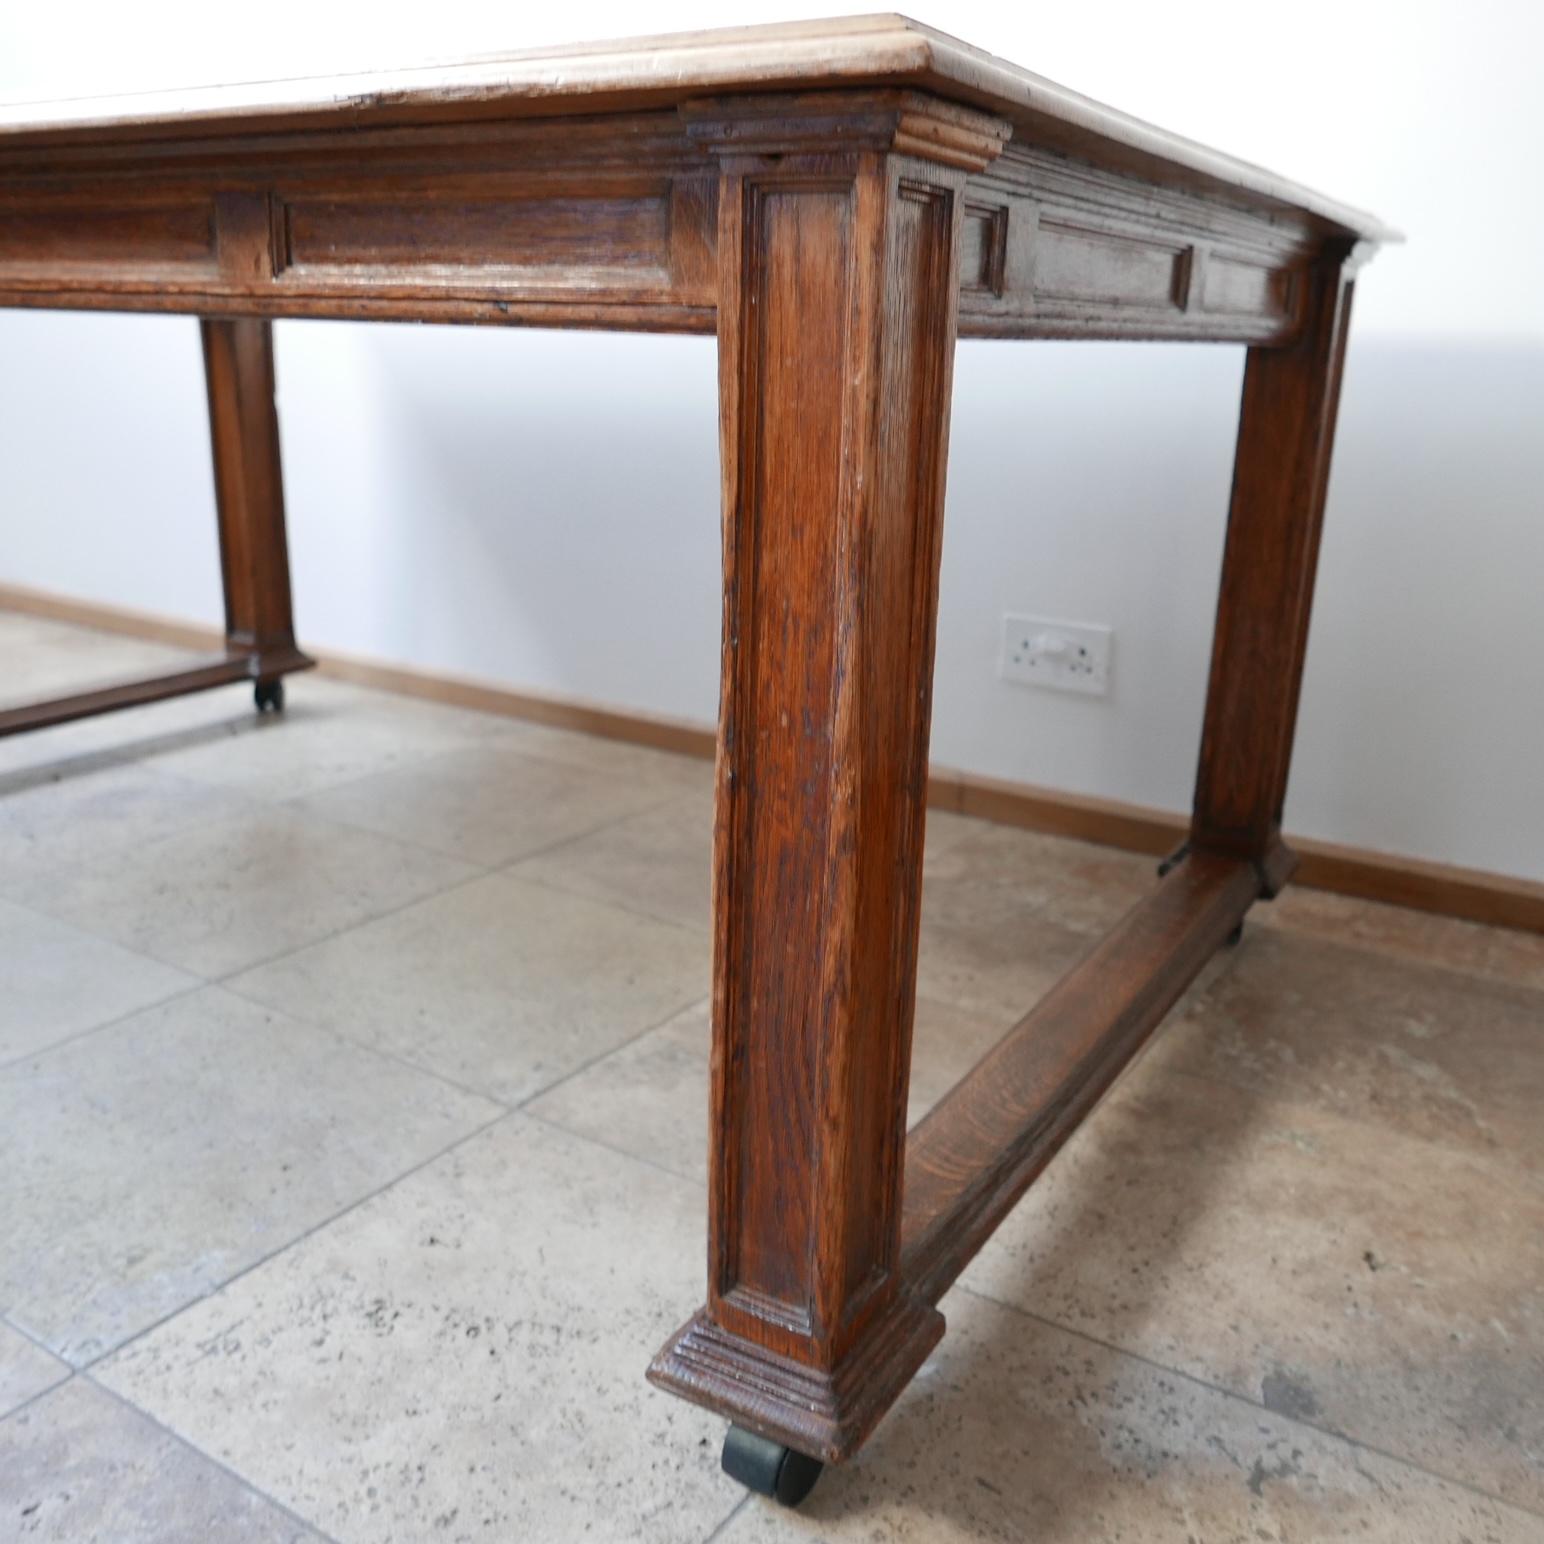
[900,849,1262,1306]
[0,645,313,737]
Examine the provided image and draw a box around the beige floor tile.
[0,1323,68,1418]
[1,987,501,1364]
[291,742,679,868]
[913,822,1154,1026]
[0,613,199,711]
[7,615,1541,1537]
[488,720,714,798]
[141,676,507,801]
[918,808,982,859]
[915,902,1093,1029]
[0,677,276,781]
[1262,882,1544,992]
[230,873,708,1105]
[96,1115,740,1544]
[0,760,251,886]
[528,995,1013,1188]
[905,998,1020,1119]
[510,794,982,941]
[924,819,1156,934]
[956,1068,1544,1511]
[0,1378,324,1542]
[525,999,712,1182]
[0,899,195,1065]
[510,791,713,931]
[15,806,476,978]
[1150,927,1544,1172]
[716,1287,1541,1544]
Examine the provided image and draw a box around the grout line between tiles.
[81,1376,345,1544]
[272,733,698,876]
[522,1106,708,1192]
[953,1283,1544,1521]
[9,828,487,990]
[195,792,706,992]
[484,781,702,886]
[77,1109,514,1379]
[0,976,206,1074]
[700,1493,752,1542]
[222,959,709,1130]
[0,1309,68,1361]
[217,975,523,1114]
[509,860,711,938]
[0,1369,77,1427]
[201,865,496,986]
[508,993,712,1115]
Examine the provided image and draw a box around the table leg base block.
[1256,837,1300,898]
[648,1297,944,1464]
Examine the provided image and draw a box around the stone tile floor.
[1,609,1540,1543]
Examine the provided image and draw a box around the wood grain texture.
[0,116,719,332]
[201,317,307,670]
[0,106,1368,343]
[900,851,1261,1304]
[1190,249,1356,880]
[0,20,1392,334]
[957,141,1321,343]
[0,18,1400,1477]
[649,95,1006,1463]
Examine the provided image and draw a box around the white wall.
[2,2,1541,882]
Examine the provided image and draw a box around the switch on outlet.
[1001,614,1112,696]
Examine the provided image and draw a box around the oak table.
[0,15,1395,1508]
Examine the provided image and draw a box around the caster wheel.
[254,678,285,714]
[721,1425,824,1508]
[1225,921,1244,948]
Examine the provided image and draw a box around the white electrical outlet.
[1001,614,1112,696]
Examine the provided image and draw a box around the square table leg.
[0,317,313,737]
[200,317,312,702]
[649,94,1010,1464]
[1190,247,1359,890]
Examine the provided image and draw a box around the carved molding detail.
[681,89,1011,171]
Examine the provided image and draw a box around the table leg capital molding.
[681,88,1013,173]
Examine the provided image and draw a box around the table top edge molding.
[0,13,1398,247]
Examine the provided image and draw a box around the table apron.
[0,105,1333,345]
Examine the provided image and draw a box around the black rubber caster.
[1225,921,1245,948]
[721,1425,824,1508]
[254,678,285,714]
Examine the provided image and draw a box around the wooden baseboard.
[4,581,1540,935]
[923,767,1544,936]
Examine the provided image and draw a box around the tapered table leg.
[1190,246,1360,891]
[649,92,1009,1463]
[200,318,312,695]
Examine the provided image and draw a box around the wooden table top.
[0,14,1395,244]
